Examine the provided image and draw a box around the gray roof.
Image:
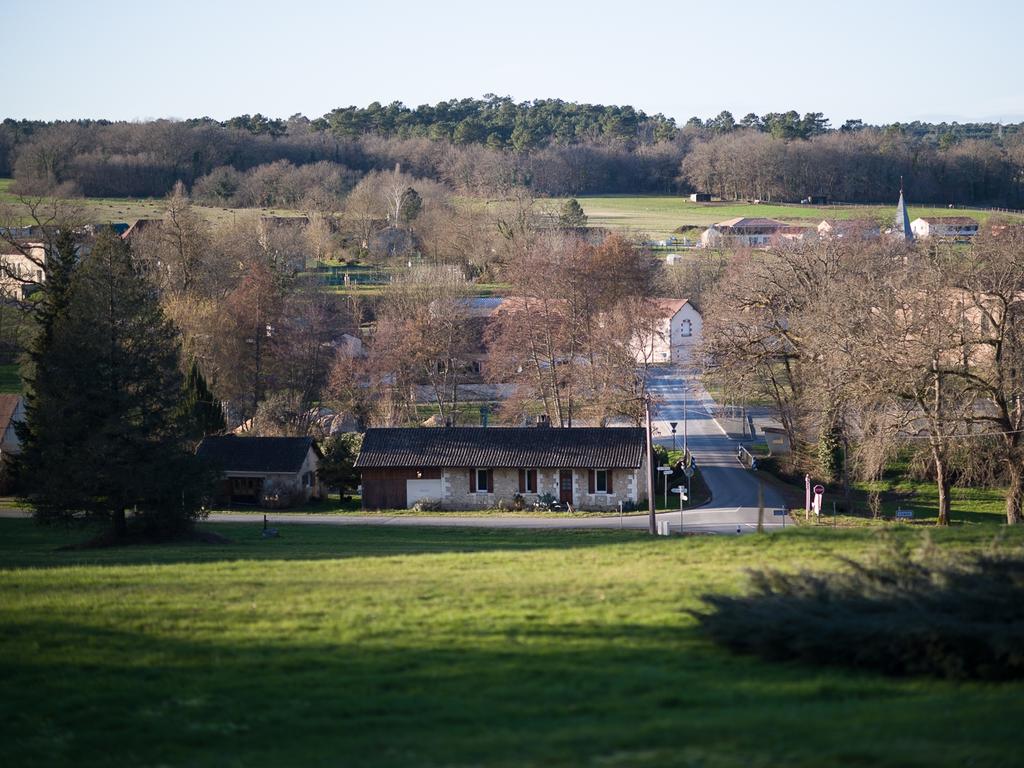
[197,436,318,474]
[896,190,914,242]
[355,427,646,469]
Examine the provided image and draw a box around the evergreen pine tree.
[18,231,212,540]
[179,358,226,442]
[399,187,422,225]
[559,198,588,228]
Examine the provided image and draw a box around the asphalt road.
[646,366,788,534]
[0,370,789,535]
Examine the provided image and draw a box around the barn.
[354,426,650,511]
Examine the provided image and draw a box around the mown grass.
[0,363,22,393]
[1,518,1021,767]
[552,196,1023,239]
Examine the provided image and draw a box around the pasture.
[1,518,1021,767]
[0,179,303,228]
[552,196,1024,240]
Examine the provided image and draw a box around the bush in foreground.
[694,537,1024,680]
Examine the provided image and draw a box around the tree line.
[5,100,1024,205]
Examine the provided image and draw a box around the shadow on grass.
[1,617,1019,768]
[0,518,654,570]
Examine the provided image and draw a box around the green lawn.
[545,196,1023,240]
[0,363,22,393]
[1,518,1021,767]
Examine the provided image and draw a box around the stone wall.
[440,466,643,511]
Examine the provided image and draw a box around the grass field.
[1,518,1022,767]
[549,196,1024,240]
[0,363,22,393]
[0,179,302,228]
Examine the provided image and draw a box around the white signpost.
[672,485,688,530]
[658,465,672,508]
[813,484,825,516]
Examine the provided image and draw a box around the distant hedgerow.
[693,538,1024,680]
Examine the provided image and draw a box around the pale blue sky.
[3,0,1021,125]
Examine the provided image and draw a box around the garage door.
[406,478,443,507]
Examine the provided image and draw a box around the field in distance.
[0,178,303,228]
[549,195,1024,240]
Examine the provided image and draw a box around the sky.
[3,0,1022,126]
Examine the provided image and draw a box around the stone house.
[355,425,650,511]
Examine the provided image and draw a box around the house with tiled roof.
[910,216,980,241]
[700,218,811,248]
[197,435,322,507]
[355,425,650,511]
[817,219,881,240]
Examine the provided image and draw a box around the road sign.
[683,466,694,479]
[813,484,825,495]
[669,421,678,432]
[772,509,788,516]
[671,486,685,493]
[895,508,914,520]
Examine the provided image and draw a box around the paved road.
[646,367,787,534]
[0,369,789,535]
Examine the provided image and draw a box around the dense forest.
[3,97,1024,206]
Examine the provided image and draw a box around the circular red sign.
[813,485,825,494]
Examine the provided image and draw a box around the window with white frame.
[595,469,608,493]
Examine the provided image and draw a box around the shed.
[197,436,322,507]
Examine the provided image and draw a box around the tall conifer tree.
[18,231,211,539]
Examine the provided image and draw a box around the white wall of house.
[437,467,644,510]
[0,244,46,300]
[633,302,702,366]
[910,218,980,239]
[668,303,702,364]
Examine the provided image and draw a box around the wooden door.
[559,470,573,505]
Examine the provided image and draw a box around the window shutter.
[487,469,494,493]
[518,469,525,493]
[529,469,537,493]
[470,468,476,493]
[607,470,614,494]
[588,470,595,494]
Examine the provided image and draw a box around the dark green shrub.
[693,539,1024,680]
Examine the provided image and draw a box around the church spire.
[896,177,914,242]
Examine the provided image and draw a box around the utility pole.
[683,373,688,455]
[645,395,656,535]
